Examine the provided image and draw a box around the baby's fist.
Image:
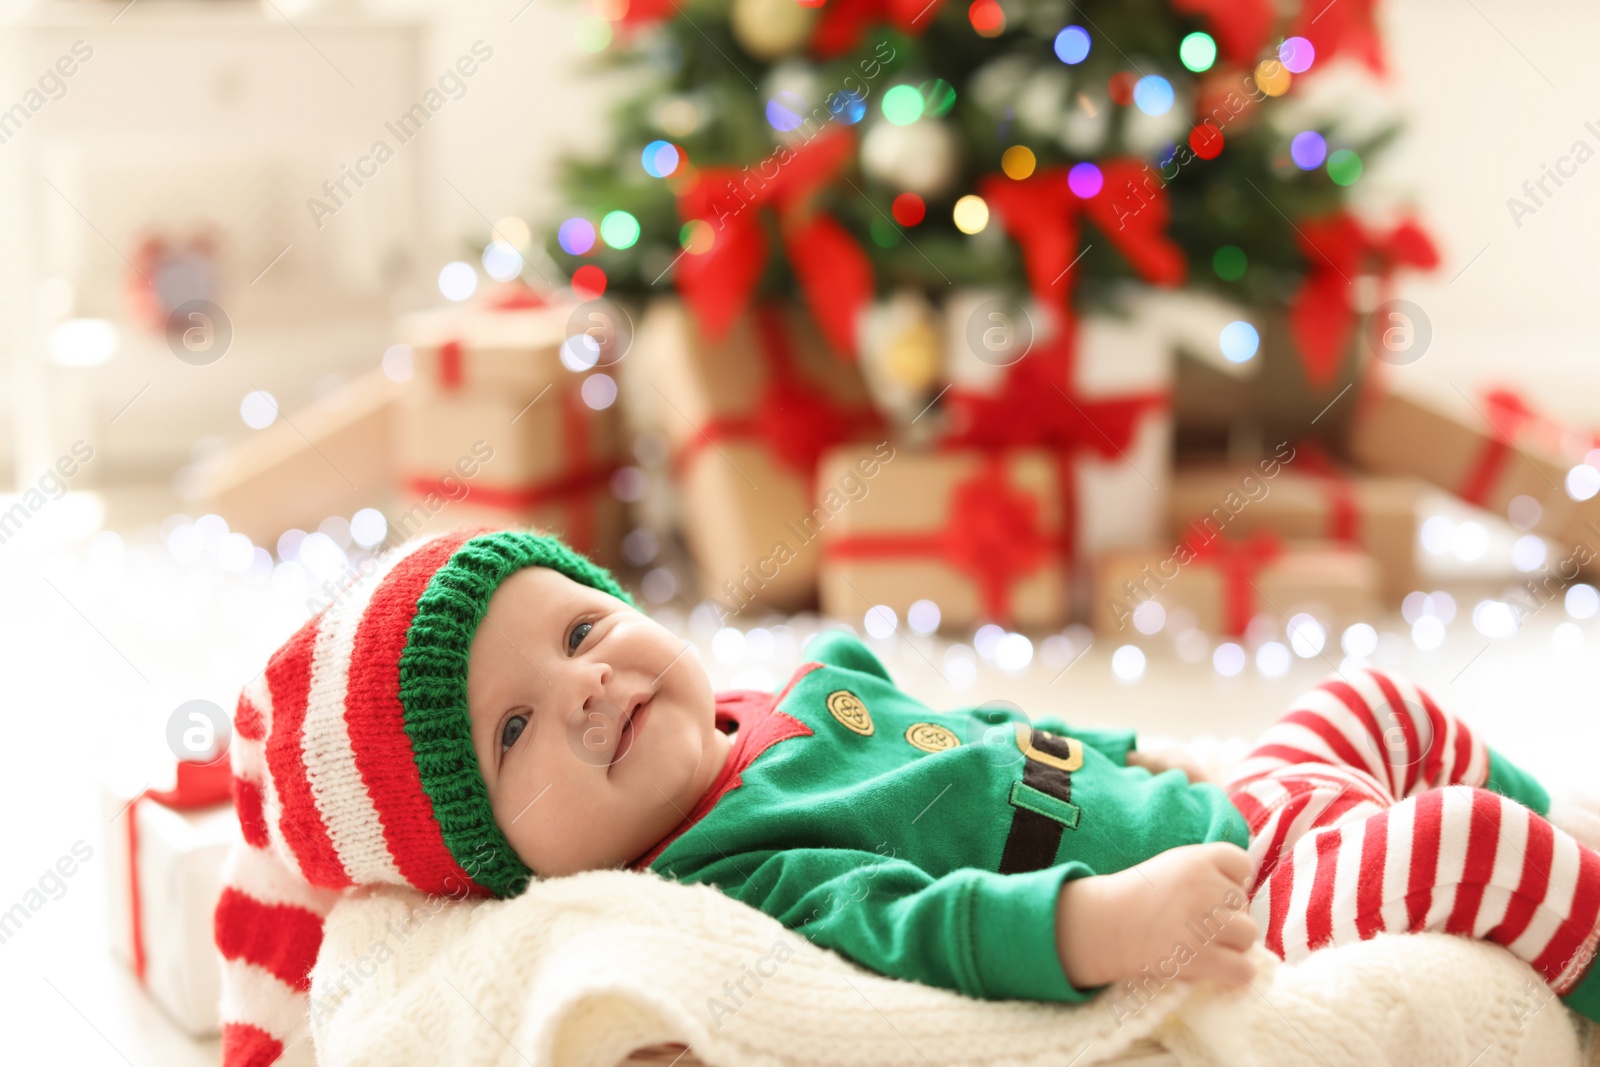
[1056,842,1259,991]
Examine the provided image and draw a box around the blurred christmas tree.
[542,0,1433,393]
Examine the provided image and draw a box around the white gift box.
[101,763,239,1037]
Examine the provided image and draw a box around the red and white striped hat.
[212,527,633,1067]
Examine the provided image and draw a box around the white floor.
[2,495,1597,1066]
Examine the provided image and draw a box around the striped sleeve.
[214,672,341,1067]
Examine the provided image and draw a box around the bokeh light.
[1290,131,1327,170]
[482,240,523,282]
[1001,145,1036,179]
[438,260,477,301]
[1111,644,1146,682]
[557,218,597,255]
[882,84,925,125]
[828,89,866,124]
[240,390,278,429]
[1213,245,1247,280]
[1189,122,1223,160]
[952,194,989,233]
[1067,161,1103,197]
[1219,320,1260,362]
[571,264,608,297]
[641,140,680,178]
[1327,148,1363,185]
[1179,32,1217,72]
[680,219,715,253]
[891,192,926,225]
[1054,25,1090,65]
[1133,75,1174,115]
[968,0,1005,37]
[1254,59,1291,96]
[1279,36,1316,74]
[766,91,808,132]
[600,210,641,249]
[922,79,957,117]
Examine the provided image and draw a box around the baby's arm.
[1054,842,1259,989]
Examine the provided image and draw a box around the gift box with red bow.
[101,758,238,1036]
[815,445,1072,631]
[635,297,885,613]
[1169,450,1424,604]
[1092,533,1381,636]
[1349,369,1592,550]
[392,289,628,566]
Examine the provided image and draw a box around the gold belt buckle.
[1014,723,1083,772]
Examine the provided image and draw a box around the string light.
[557,219,596,255]
[1067,161,1102,197]
[1327,149,1363,185]
[1179,31,1216,72]
[641,140,680,178]
[572,264,608,297]
[1133,75,1174,115]
[968,0,1005,37]
[1279,36,1316,73]
[600,210,641,249]
[1189,122,1224,160]
[1254,59,1291,96]
[1213,246,1247,281]
[1002,145,1036,179]
[1219,320,1259,362]
[1290,131,1327,170]
[952,194,989,233]
[1054,25,1090,64]
[882,84,924,125]
[891,192,926,226]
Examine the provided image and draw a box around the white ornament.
[860,119,961,198]
[732,0,817,59]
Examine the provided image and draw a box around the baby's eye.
[568,620,593,654]
[500,714,528,753]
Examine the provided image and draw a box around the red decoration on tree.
[1289,0,1386,75]
[808,0,948,59]
[1289,212,1439,389]
[673,126,874,359]
[1189,121,1224,160]
[1170,0,1274,69]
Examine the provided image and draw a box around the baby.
[213,528,1600,1067]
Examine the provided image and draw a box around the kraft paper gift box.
[395,285,588,396]
[634,297,886,613]
[816,445,1071,632]
[939,288,1174,576]
[101,759,238,1037]
[187,369,403,545]
[1168,457,1424,604]
[393,381,628,567]
[1349,370,1591,543]
[1091,535,1381,636]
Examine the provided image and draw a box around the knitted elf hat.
[213,528,632,1067]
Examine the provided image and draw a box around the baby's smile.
[465,564,731,877]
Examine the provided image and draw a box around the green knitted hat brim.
[398,529,636,898]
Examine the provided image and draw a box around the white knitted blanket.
[306,737,1600,1067]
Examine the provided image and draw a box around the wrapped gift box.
[816,445,1070,631]
[1092,535,1380,636]
[393,383,628,566]
[1169,457,1424,604]
[395,286,585,396]
[634,297,885,613]
[186,369,403,545]
[101,759,238,1037]
[1349,371,1589,542]
[940,288,1174,571]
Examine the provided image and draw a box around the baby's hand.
[1055,842,1258,991]
[1127,743,1211,784]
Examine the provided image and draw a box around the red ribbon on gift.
[808,0,946,58]
[125,757,233,983]
[673,125,874,361]
[1290,440,1360,544]
[1289,212,1439,390]
[1181,531,1285,636]
[939,162,1185,568]
[823,452,1059,623]
[1455,387,1600,508]
[407,389,619,553]
[671,302,884,493]
[433,284,553,390]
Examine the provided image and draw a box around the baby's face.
[466,565,726,878]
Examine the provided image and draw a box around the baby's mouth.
[611,695,653,767]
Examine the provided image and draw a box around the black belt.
[998,726,1083,874]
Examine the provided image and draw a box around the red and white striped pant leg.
[1245,784,1600,999]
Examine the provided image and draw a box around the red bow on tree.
[1289,0,1386,75]
[673,125,873,360]
[1290,212,1439,390]
[808,0,947,59]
